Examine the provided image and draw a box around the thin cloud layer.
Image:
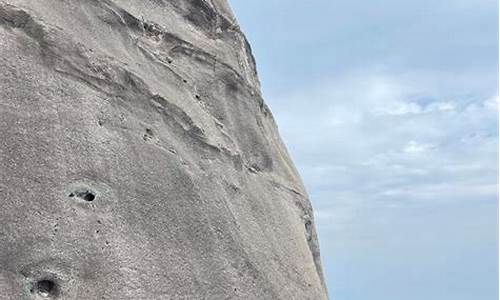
[269,71,498,299]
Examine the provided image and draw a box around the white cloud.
[483,95,499,111]
[403,141,435,154]
[270,70,498,214]
[425,101,456,113]
[373,101,423,116]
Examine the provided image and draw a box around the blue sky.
[231,1,498,299]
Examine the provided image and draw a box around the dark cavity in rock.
[69,189,96,202]
[143,128,154,141]
[33,279,59,298]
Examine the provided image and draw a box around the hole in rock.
[34,279,59,298]
[68,190,95,202]
[143,128,154,141]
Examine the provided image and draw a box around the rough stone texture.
[0,1,328,299]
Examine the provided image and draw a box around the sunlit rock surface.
[0,1,328,299]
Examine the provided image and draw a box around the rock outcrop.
[0,1,328,299]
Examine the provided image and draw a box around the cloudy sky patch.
[232,1,498,299]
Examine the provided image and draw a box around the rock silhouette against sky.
[0,0,328,299]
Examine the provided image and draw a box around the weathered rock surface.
[0,1,328,299]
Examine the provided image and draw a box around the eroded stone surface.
[0,1,328,299]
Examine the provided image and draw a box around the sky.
[231,1,498,299]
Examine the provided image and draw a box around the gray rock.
[0,1,328,299]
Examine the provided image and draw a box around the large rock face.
[0,1,328,299]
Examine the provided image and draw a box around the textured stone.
[0,1,328,299]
